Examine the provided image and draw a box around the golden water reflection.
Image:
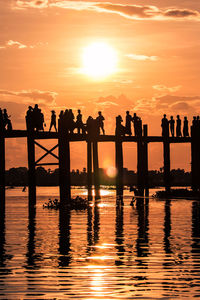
[1,188,200,299]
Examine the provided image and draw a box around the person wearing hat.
[49,110,57,132]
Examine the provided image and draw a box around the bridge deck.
[3,130,191,143]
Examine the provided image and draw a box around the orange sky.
[1,0,200,171]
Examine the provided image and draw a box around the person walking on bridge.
[96,111,105,135]
[49,110,57,132]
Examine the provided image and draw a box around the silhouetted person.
[192,116,197,127]
[192,116,197,136]
[63,109,69,131]
[32,104,40,131]
[125,111,132,136]
[176,115,182,137]
[197,116,200,132]
[183,116,189,137]
[49,110,57,132]
[38,109,44,131]
[0,109,3,130]
[86,116,93,135]
[137,117,142,137]
[68,109,74,134]
[3,109,12,131]
[115,115,125,136]
[76,109,85,134]
[96,111,105,135]
[161,114,169,137]
[169,116,175,137]
[26,106,33,130]
[132,113,139,136]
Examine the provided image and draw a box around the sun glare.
[82,42,117,79]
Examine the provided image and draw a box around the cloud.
[6,40,27,49]
[15,1,200,21]
[15,0,48,8]
[170,101,193,112]
[0,40,48,50]
[153,85,182,92]
[155,94,200,105]
[0,89,58,104]
[126,54,158,61]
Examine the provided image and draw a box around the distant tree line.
[5,167,191,187]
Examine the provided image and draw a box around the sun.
[82,42,117,79]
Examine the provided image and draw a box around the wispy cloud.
[126,54,158,61]
[0,89,58,104]
[6,40,27,49]
[15,1,200,21]
[0,40,48,50]
[153,85,182,92]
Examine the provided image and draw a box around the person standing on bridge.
[96,111,105,135]
[115,115,126,136]
[125,111,132,136]
[161,114,169,137]
[0,109,4,130]
[68,109,75,134]
[3,109,12,131]
[183,116,189,137]
[132,113,141,136]
[76,109,85,134]
[49,110,57,132]
[176,115,182,137]
[169,116,175,137]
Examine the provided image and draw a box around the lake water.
[1,187,200,299]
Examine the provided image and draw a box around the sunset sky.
[1,0,200,171]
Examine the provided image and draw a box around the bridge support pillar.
[0,128,5,209]
[58,128,71,206]
[143,125,149,196]
[191,126,200,191]
[115,139,123,197]
[163,139,170,192]
[93,141,100,198]
[137,125,149,196]
[87,141,92,196]
[27,133,36,205]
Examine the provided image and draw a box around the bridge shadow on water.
[1,190,200,298]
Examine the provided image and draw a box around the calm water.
[1,187,200,299]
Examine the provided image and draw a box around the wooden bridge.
[0,123,199,208]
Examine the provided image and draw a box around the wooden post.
[143,125,149,196]
[87,141,92,195]
[191,125,198,191]
[58,121,71,206]
[163,138,170,192]
[27,132,36,205]
[92,141,100,197]
[137,133,144,196]
[115,138,123,196]
[0,124,5,208]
